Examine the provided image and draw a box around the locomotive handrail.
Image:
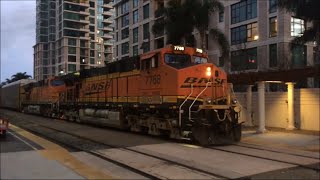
[189,82,211,121]
[179,84,193,127]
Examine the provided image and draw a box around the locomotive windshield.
[165,54,208,69]
[51,79,65,86]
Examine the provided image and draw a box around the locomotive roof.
[80,56,140,78]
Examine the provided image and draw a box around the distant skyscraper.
[113,0,165,61]
[33,0,114,81]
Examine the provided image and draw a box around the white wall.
[236,88,320,131]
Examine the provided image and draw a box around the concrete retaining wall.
[236,88,320,131]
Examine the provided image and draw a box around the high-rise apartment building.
[34,0,114,81]
[113,0,165,61]
[112,0,318,87]
[206,0,318,88]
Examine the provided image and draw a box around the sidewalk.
[242,126,320,153]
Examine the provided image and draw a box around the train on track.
[0,45,242,145]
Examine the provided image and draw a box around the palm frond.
[209,28,230,57]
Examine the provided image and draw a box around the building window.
[291,17,304,37]
[231,48,257,71]
[121,42,129,55]
[231,0,257,24]
[133,0,139,8]
[90,9,95,16]
[68,47,76,54]
[231,22,258,45]
[269,44,277,67]
[219,10,224,22]
[269,17,277,37]
[68,55,77,62]
[155,38,164,49]
[133,45,138,56]
[122,14,129,27]
[133,27,139,43]
[133,10,138,24]
[121,28,129,39]
[90,58,95,64]
[121,1,129,14]
[142,41,150,53]
[143,4,149,19]
[292,45,307,67]
[68,64,76,72]
[269,0,277,13]
[143,23,149,40]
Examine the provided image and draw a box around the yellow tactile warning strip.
[9,124,113,179]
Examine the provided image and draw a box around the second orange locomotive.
[20,45,241,145]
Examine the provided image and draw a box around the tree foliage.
[277,0,320,49]
[0,72,32,87]
[152,0,229,58]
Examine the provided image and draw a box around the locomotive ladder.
[179,84,194,128]
[188,82,211,121]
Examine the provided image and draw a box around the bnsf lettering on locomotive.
[184,77,198,84]
[85,79,112,95]
[181,77,223,88]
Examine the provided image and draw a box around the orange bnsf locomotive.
[11,45,241,145]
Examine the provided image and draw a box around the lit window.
[291,17,304,37]
[231,22,258,45]
[269,17,277,37]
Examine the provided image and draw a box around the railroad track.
[9,119,228,179]
[2,109,319,179]
[208,145,320,171]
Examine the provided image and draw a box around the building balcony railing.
[64,26,90,33]
[103,33,113,39]
[104,40,113,45]
[104,48,112,54]
[65,0,90,7]
[64,10,89,16]
[102,26,113,32]
[103,18,113,25]
[102,11,113,18]
[102,3,113,11]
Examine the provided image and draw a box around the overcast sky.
[1,0,35,82]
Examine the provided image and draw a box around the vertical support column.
[246,85,253,126]
[257,81,267,133]
[286,82,296,130]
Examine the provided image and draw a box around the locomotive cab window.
[141,55,159,70]
[165,54,191,69]
[51,79,65,86]
[192,56,208,64]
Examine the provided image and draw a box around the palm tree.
[277,0,320,50]
[10,72,32,82]
[152,0,195,45]
[152,0,230,70]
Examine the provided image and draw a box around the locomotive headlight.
[205,98,212,104]
[206,67,212,77]
[232,99,238,104]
